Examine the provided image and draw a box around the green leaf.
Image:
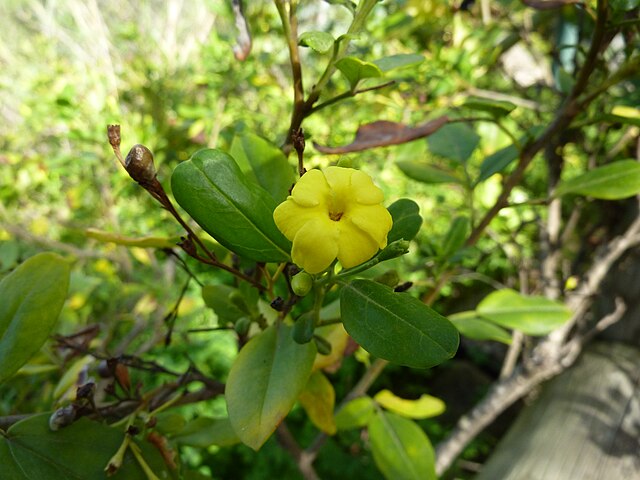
[397,161,463,184]
[462,97,517,117]
[387,199,422,243]
[324,0,356,13]
[554,160,640,200]
[0,414,169,480]
[298,31,335,54]
[202,285,246,325]
[477,144,519,183]
[477,289,572,336]
[171,417,240,448]
[334,396,376,430]
[427,123,480,163]
[449,311,512,344]
[441,216,470,257]
[335,57,382,90]
[229,132,295,203]
[171,148,291,262]
[226,323,316,450]
[374,389,445,419]
[340,280,459,368]
[0,253,70,384]
[373,54,424,72]
[369,411,436,480]
[298,371,337,435]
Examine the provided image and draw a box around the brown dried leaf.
[313,116,449,154]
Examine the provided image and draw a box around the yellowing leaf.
[334,396,375,430]
[298,371,337,434]
[373,389,445,419]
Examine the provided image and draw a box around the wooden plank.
[476,342,640,480]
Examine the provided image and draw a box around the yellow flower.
[273,166,393,274]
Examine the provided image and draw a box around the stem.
[282,0,381,148]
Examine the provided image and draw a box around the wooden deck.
[476,342,640,480]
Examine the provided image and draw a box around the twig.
[276,423,320,480]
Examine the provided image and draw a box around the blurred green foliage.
[1,0,639,478]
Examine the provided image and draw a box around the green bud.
[377,239,410,262]
[293,311,316,344]
[234,316,251,336]
[291,272,313,297]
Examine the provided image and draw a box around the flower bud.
[293,311,316,344]
[125,144,156,183]
[291,272,313,297]
[49,405,77,431]
[377,240,410,262]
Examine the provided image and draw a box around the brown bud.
[125,144,156,183]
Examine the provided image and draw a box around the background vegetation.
[1,1,639,479]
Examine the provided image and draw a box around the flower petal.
[348,204,393,248]
[350,169,384,204]
[273,200,326,241]
[336,219,380,269]
[291,217,339,274]
[290,169,331,207]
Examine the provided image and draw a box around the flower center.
[329,211,343,221]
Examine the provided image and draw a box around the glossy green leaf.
[298,371,336,435]
[340,280,459,368]
[0,414,169,480]
[441,216,469,257]
[374,389,445,419]
[171,417,240,448]
[397,161,463,184]
[477,144,519,183]
[387,199,422,243]
[0,253,70,384]
[226,324,316,450]
[427,123,480,163]
[334,396,376,430]
[298,31,335,54]
[202,285,246,325]
[335,57,382,89]
[369,411,436,480]
[229,132,295,203]
[477,289,572,336]
[462,97,516,117]
[85,228,177,249]
[171,148,291,262]
[554,160,640,200]
[374,54,424,72]
[449,311,512,344]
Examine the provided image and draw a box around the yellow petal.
[291,218,339,274]
[273,199,327,241]
[291,169,331,207]
[336,219,380,269]
[348,204,393,248]
[350,169,384,204]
